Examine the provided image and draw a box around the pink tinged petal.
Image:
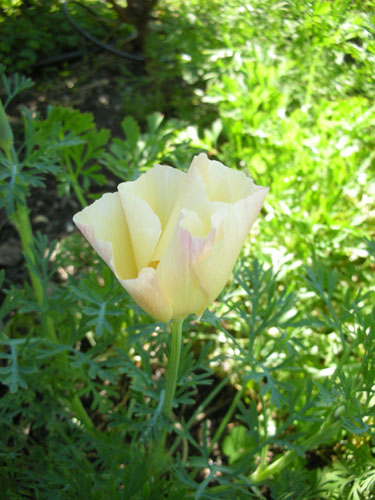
[154,162,222,260]
[179,209,207,238]
[119,267,173,323]
[156,213,216,319]
[73,192,137,279]
[193,186,269,307]
[118,187,161,273]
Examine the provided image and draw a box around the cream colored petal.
[118,189,161,272]
[193,186,269,308]
[118,164,186,229]
[119,267,173,323]
[73,192,137,279]
[189,153,259,203]
[156,215,216,319]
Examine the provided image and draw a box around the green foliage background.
[0,0,375,498]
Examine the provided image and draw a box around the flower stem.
[162,318,184,417]
[250,414,341,483]
[208,386,244,454]
[8,160,95,433]
[71,177,87,208]
[12,204,46,312]
[64,153,87,208]
[169,375,230,456]
[250,449,295,483]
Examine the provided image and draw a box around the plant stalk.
[162,318,184,417]
[64,153,87,207]
[8,150,95,433]
[208,386,244,454]
[12,204,46,308]
[250,415,341,483]
[169,375,230,456]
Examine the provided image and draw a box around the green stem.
[250,449,295,483]
[12,204,45,306]
[169,375,230,456]
[208,386,244,454]
[250,415,341,483]
[12,203,60,344]
[304,46,322,107]
[162,318,184,417]
[9,172,94,433]
[64,153,87,208]
[71,174,87,208]
[71,395,95,432]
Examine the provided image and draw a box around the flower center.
[148,260,160,270]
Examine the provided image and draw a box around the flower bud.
[74,154,268,322]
